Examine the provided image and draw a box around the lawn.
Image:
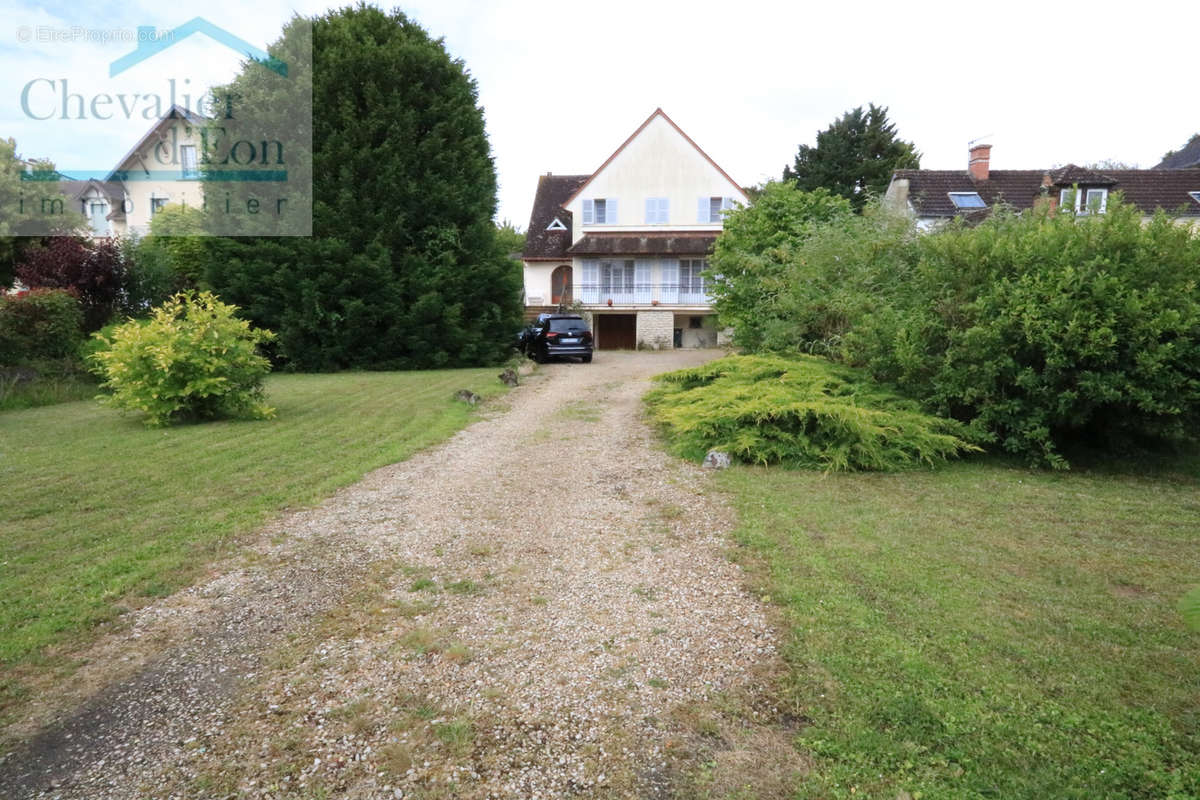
[718,456,1200,799]
[0,369,506,681]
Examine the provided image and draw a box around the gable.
[564,109,748,213]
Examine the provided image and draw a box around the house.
[1156,135,1200,170]
[521,108,748,350]
[55,105,206,238]
[886,144,1200,228]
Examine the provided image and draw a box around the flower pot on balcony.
[651,300,659,306]
[606,299,613,307]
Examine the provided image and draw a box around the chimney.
[968,143,992,181]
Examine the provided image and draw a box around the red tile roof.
[895,166,1200,218]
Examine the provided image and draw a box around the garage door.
[595,314,636,350]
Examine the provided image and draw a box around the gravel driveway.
[1,351,797,799]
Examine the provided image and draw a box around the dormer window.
[582,198,617,225]
[546,217,566,231]
[1059,187,1108,215]
[948,192,986,209]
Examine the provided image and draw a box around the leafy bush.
[645,354,980,471]
[712,196,1200,467]
[90,291,276,426]
[708,183,854,353]
[15,237,125,330]
[0,288,84,364]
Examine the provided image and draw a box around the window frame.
[948,191,986,209]
[180,144,199,179]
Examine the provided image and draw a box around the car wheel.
[531,345,544,364]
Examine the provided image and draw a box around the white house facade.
[59,105,206,239]
[521,109,748,349]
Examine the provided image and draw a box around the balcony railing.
[578,283,712,305]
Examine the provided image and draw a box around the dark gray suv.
[522,314,593,363]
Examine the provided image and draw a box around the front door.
[551,265,572,305]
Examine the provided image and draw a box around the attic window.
[1189,191,1200,206]
[546,217,566,231]
[948,192,986,209]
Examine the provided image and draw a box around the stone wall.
[635,310,675,350]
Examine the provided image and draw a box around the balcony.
[578,282,712,306]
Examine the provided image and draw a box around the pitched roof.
[894,168,1200,218]
[107,104,208,180]
[522,174,589,260]
[1156,136,1200,169]
[566,232,718,257]
[562,108,751,207]
[1048,164,1116,186]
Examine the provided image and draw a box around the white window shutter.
[660,258,678,303]
[660,197,669,222]
[583,199,594,225]
[645,197,654,224]
[698,197,708,223]
[722,196,733,211]
[607,198,617,224]
[634,259,651,303]
[582,259,598,303]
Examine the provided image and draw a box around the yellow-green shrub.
[90,291,275,426]
[646,354,980,471]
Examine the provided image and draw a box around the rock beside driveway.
[702,449,733,469]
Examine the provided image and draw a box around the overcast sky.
[3,0,1196,227]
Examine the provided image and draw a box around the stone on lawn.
[498,368,519,387]
[454,389,481,405]
[702,450,732,470]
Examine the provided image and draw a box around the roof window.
[948,192,986,209]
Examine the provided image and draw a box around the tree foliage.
[0,138,84,288]
[203,7,522,370]
[0,288,83,365]
[15,237,125,331]
[90,291,275,426]
[707,183,854,352]
[712,197,1200,467]
[783,104,920,212]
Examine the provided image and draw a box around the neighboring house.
[1156,135,1200,169]
[886,144,1200,228]
[521,108,748,350]
[57,105,206,239]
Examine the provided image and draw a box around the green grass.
[0,369,506,676]
[718,455,1200,799]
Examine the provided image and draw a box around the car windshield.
[549,318,588,333]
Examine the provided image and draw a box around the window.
[600,260,635,294]
[1059,186,1108,215]
[688,316,703,329]
[645,197,669,224]
[679,258,707,296]
[948,192,986,209]
[546,217,566,231]
[1189,191,1200,206]
[151,197,168,215]
[583,198,617,225]
[180,144,198,179]
[699,196,733,223]
[88,200,109,236]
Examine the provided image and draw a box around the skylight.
[546,217,566,231]
[948,192,987,209]
[1189,191,1200,206]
